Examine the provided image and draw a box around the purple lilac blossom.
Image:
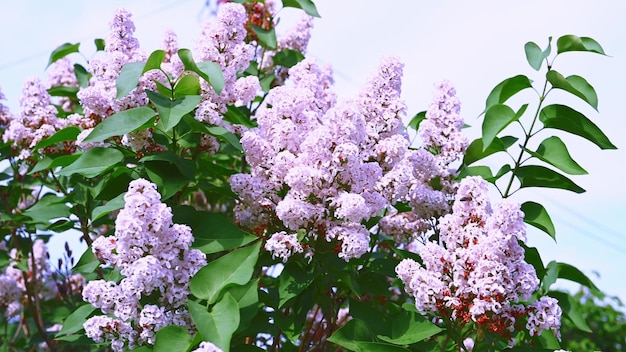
[231,56,410,262]
[83,179,207,351]
[395,176,561,341]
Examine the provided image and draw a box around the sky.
[1,1,625,304]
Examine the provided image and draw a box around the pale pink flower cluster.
[395,176,561,340]
[419,80,469,167]
[2,78,68,159]
[378,81,468,241]
[194,3,261,132]
[83,179,207,351]
[46,57,79,111]
[0,87,11,126]
[231,56,411,261]
[75,8,162,152]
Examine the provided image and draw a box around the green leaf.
[47,86,79,98]
[539,104,616,149]
[23,194,70,224]
[546,71,598,110]
[189,294,240,352]
[542,261,559,292]
[94,38,106,51]
[549,290,592,333]
[523,245,546,281]
[116,62,146,99]
[515,165,585,193]
[281,0,321,17]
[482,104,521,150]
[556,262,599,291]
[251,25,277,50]
[556,34,606,55]
[174,74,201,98]
[521,201,556,240]
[172,206,257,254]
[407,111,426,131]
[178,49,225,95]
[30,154,81,175]
[207,126,242,152]
[154,325,193,352]
[147,90,201,132]
[33,126,80,150]
[190,241,261,304]
[522,136,587,175]
[272,49,305,68]
[328,319,375,351]
[56,304,96,337]
[74,64,91,87]
[457,165,493,181]
[83,107,157,143]
[144,161,189,200]
[144,49,166,73]
[377,309,442,345]
[354,342,411,352]
[91,192,126,221]
[140,151,196,180]
[463,136,518,166]
[73,247,100,275]
[524,41,544,71]
[484,75,533,112]
[224,105,255,128]
[57,147,124,178]
[227,279,259,333]
[48,42,80,67]
[279,262,316,308]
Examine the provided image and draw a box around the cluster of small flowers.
[192,341,223,352]
[378,80,468,241]
[82,179,207,351]
[231,56,414,262]
[395,176,561,341]
[1,239,59,320]
[74,8,161,152]
[194,3,261,135]
[1,77,69,160]
[46,57,80,111]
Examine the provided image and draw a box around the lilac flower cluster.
[83,179,207,351]
[231,56,411,262]
[194,3,260,134]
[46,57,80,111]
[2,78,68,160]
[378,81,468,241]
[395,176,561,341]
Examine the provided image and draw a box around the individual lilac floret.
[83,179,207,351]
[395,176,561,341]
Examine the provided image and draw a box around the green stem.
[502,74,551,198]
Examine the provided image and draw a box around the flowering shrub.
[0,1,617,351]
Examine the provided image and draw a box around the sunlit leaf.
[407,111,426,131]
[57,147,124,178]
[546,70,598,110]
[539,104,616,149]
[178,49,225,94]
[190,241,261,303]
[33,126,80,150]
[524,41,544,71]
[464,135,518,165]
[272,49,305,68]
[522,136,587,175]
[154,325,193,352]
[83,107,156,143]
[116,62,145,99]
[281,0,321,17]
[189,294,240,352]
[147,90,201,132]
[549,290,592,333]
[482,104,520,150]
[484,75,533,112]
[48,42,80,67]
[521,201,556,240]
[91,192,126,221]
[515,165,585,193]
[251,25,277,50]
[556,34,606,55]
[56,304,96,337]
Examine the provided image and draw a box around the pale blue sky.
[1,1,625,303]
